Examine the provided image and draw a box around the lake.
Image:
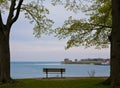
[11,62,110,79]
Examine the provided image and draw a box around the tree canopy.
[0,0,54,37]
[54,0,112,49]
[0,0,111,49]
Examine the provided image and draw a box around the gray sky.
[10,1,110,61]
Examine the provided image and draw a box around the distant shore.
[61,58,110,65]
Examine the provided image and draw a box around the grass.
[0,77,112,88]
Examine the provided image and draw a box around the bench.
[43,68,65,78]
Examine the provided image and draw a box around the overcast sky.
[9,1,110,62]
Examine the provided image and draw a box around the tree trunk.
[0,33,11,83]
[111,0,120,86]
[0,0,23,84]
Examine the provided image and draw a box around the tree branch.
[22,7,39,25]
[11,0,23,24]
[86,23,112,29]
[6,0,16,26]
[0,11,4,35]
[0,11,3,27]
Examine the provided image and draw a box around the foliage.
[88,70,96,77]
[0,0,9,13]
[0,78,112,88]
[0,0,54,37]
[21,1,54,38]
[0,0,112,48]
[51,0,88,13]
[54,0,112,49]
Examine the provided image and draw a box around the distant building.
[74,59,78,62]
[62,58,72,64]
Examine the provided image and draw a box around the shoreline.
[15,76,108,80]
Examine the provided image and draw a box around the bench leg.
[61,72,63,78]
[46,72,48,78]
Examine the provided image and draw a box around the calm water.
[11,62,110,79]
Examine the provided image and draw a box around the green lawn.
[0,78,112,88]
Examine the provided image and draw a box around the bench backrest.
[43,68,65,72]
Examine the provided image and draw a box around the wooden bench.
[43,68,65,78]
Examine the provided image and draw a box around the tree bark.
[0,33,11,83]
[111,0,120,86]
